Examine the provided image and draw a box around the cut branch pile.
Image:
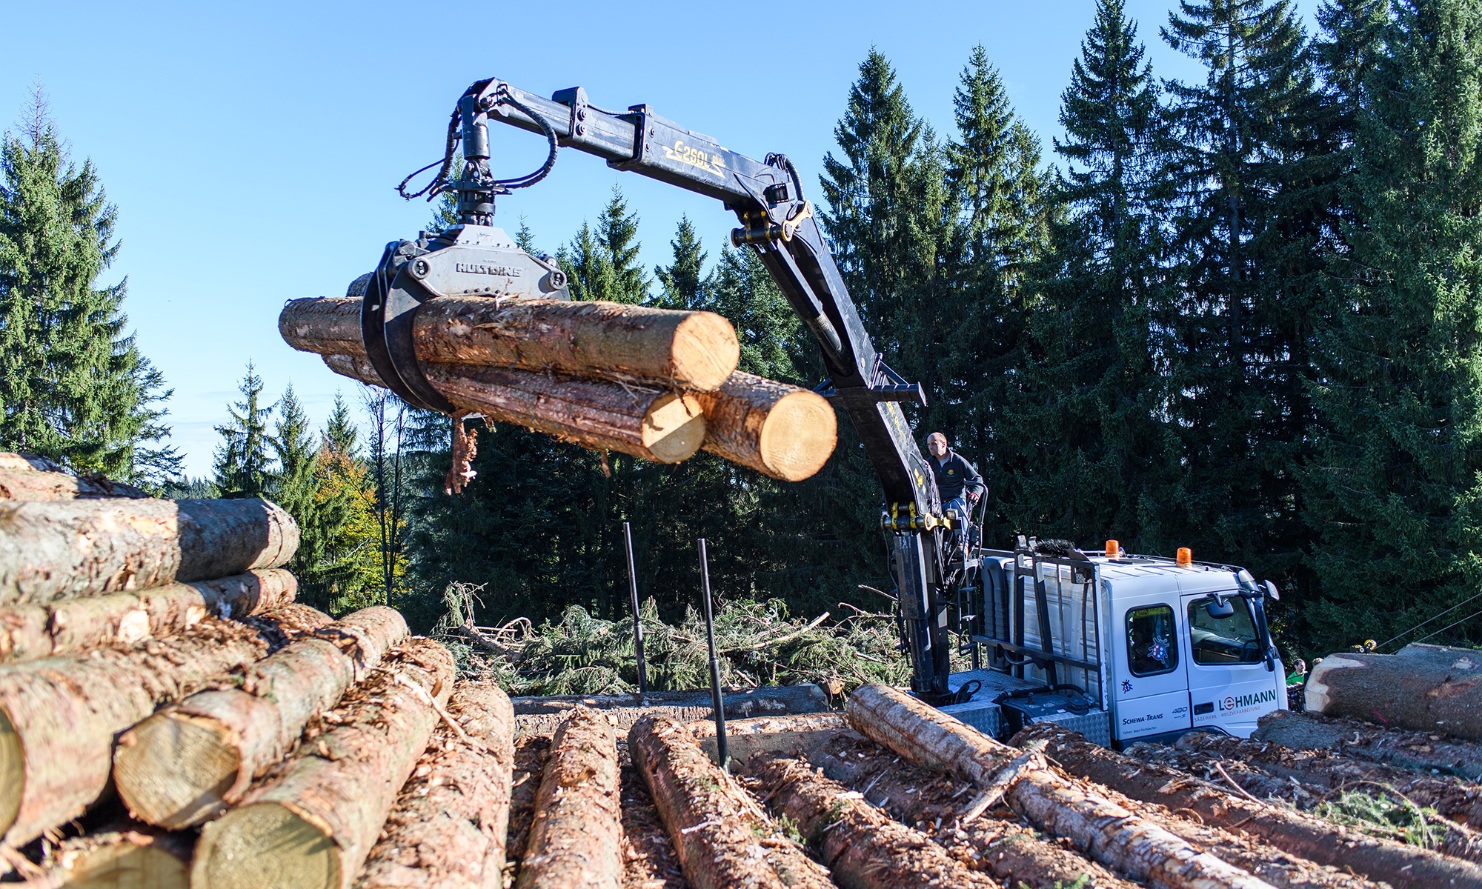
[281,295,836,478]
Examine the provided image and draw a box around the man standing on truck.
[926,432,986,546]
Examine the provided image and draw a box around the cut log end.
[114,710,239,829]
[756,390,836,481]
[47,830,193,889]
[671,312,741,392]
[193,801,339,889]
[1,707,19,835]
[642,393,707,463]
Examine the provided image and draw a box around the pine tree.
[1011,0,1180,547]
[0,91,175,480]
[271,384,321,592]
[1303,0,1482,653]
[323,393,358,457]
[597,187,650,304]
[303,395,381,614]
[212,362,275,499]
[654,216,707,310]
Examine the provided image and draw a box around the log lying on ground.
[0,467,148,501]
[0,569,298,664]
[1305,643,1482,740]
[747,756,1000,889]
[688,712,854,771]
[513,684,830,739]
[114,605,408,829]
[1176,730,1482,833]
[847,683,1271,889]
[515,707,622,889]
[32,825,193,889]
[1256,708,1482,780]
[0,497,299,606]
[628,715,833,889]
[1016,721,1482,889]
[695,373,836,481]
[322,354,705,464]
[358,681,515,889]
[0,605,328,847]
[282,296,740,392]
[192,638,455,889]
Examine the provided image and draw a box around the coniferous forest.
[6,0,1482,665]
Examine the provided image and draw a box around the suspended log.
[114,605,408,829]
[0,569,298,664]
[0,497,299,606]
[846,683,1270,889]
[1256,708,1482,780]
[32,825,193,889]
[696,373,836,481]
[192,638,455,889]
[0,467,148,501]
[321,354,705,464]
[748,756,1000,889]
[514,707,622,889]
[1015,721,1482,889]
[1306,643,1482,740]
[357,681,515,889]
[628,715,833,889]
[1176,730,1482,834]
[0,605,328,847]
[281,295,739,392]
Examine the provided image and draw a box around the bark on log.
[0,452,62,473]
[696,373,836,481]
[747,756,1000,889]
[32,826,193,889]
[512,684,830,739]
[114,605,408,829]
[357,681,515,889]
[514,707,622,889]
[1016,721,1482,889]
[628,714,833,889]
[0,467,148,501]
[321,354,705,464]
[846,683,1272,889]
[191,638,456,889]
[0,569,297,664]
[1256,708,1482,780]
[0,497,299,606]
[1305,643,1482,740]
[281,295,740,392]
[0,605,328,847]
[1175,730,1482,835]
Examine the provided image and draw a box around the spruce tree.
[597,187,649,304]
[1304,0,1482,652]
[212,362,275,499]
[271,385,321,594]
[0,93,174,480]
[654,216,707,310]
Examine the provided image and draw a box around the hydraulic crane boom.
[370,78,960,700]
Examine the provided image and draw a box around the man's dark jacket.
[930,450,985,503]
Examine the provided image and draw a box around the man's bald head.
[927,432,948,458]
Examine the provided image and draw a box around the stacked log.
[1256,708,1482,779]
[1304,643,1482,740]
[515,707,622,889]
[281,295,836,478]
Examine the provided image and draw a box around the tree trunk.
[514,707,622,889]
[281,295,739,392]
[192,638,455,889]
[1256,708,1482,780]
[628,714,833,889]
[696,373,836,481]
[1175,730,1482,834]
[33,826,193,889]
[321,354,705,465]
[747,756,1000,889]
[0,569,298,664]
[1015,721,1482,889]
[846,683,1272,889]
[114,605,408,829]
[357,681,515,889]
[0,497,300,606]
[0,467,149,501]
[0,604,328,847]
[1305,644,1482,740]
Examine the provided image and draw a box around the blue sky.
[1,0,1319,477]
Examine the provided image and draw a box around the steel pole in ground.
[624,521,648,694]
[699,538,728,771]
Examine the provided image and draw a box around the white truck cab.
[941,538,1286,748]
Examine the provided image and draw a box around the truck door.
[1183,593,1282,737]
[1113,603,1193,742]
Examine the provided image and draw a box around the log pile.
[280,295,837,480]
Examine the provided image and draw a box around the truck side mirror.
[1204,595,1236,620]
[1264,580,1280,601]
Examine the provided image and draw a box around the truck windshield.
[1188,597,1262,665]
